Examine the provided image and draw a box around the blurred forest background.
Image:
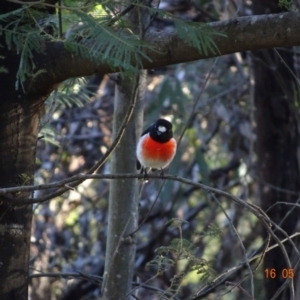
[10,0,297,299]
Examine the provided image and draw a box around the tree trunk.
[102,73,145,299]
[102,1,149,298]
[0,7,48,296]
[252,1,300,299]
[0,44,44,300]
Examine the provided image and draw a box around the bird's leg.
[160,168,164,180]
[143,167,149,181]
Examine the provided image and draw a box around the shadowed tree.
[252,0,300,299]
[0,3,48,299]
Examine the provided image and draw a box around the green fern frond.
[0,2,225,88]
[146,255,175,271]
[57,92,89,107]
[136,4,225,55]
[15,31,46,90]
[170,238,195,253]
[278,0,293,10]
[166,218,189,228]
[167,271,186,295]
[173,19,222,55]
[55,77,91,107]
[39,125,60,146]
[64,10,153,74]
[0,7,52,89]
[0,7,26,24]
[189,257,217,282]
[200,223,223,240]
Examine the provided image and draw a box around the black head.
[149,119,173,143]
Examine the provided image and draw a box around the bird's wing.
[141,123,154,136]
[137,122,154,170]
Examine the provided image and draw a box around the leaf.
[64,10,153,74]
[166,218,189,229]
[140,4,225,55]
[174,19,222,55]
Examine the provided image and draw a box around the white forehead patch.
[158,125,167,133]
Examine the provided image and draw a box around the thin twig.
[225,281,255,300]
[274,48,300,86]
[130,58,219,237]
[177,58,219,147]
[3,73,140,203]
[189,231,300,300]
[211,193,255,299]
[29,271,181,299]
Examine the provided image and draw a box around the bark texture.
[0,4,54,299]
[253,1,300,299]
[102,2,148,299]
[32,11,300,85]
[102,73,145,299]
[0,35,44,300]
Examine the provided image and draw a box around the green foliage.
[147,218,219,298]
[142,4,224,54]
[164,271,186,298]
[173,19,220,56]
[40,76,94,144]
[39,125,60,146]
[147,254,176,272]
[0,2,223,88]
[56,77,92,107]
[200,223,223,240]
[18,173,34,185]
[278,0,293,10]
[64,9,153,74]
[0,7,48,89]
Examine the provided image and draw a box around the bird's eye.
[158,126,167,133]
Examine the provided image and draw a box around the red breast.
[137,134,177,169]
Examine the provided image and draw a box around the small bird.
[136,119,177,176]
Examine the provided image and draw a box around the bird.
[136,119,177,176]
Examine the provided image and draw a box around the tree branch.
[31,11,300,96]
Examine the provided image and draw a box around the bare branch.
[225,281,255,300]
[211,193,255,298]
[29,271,180,299]
[31,12,300,96]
